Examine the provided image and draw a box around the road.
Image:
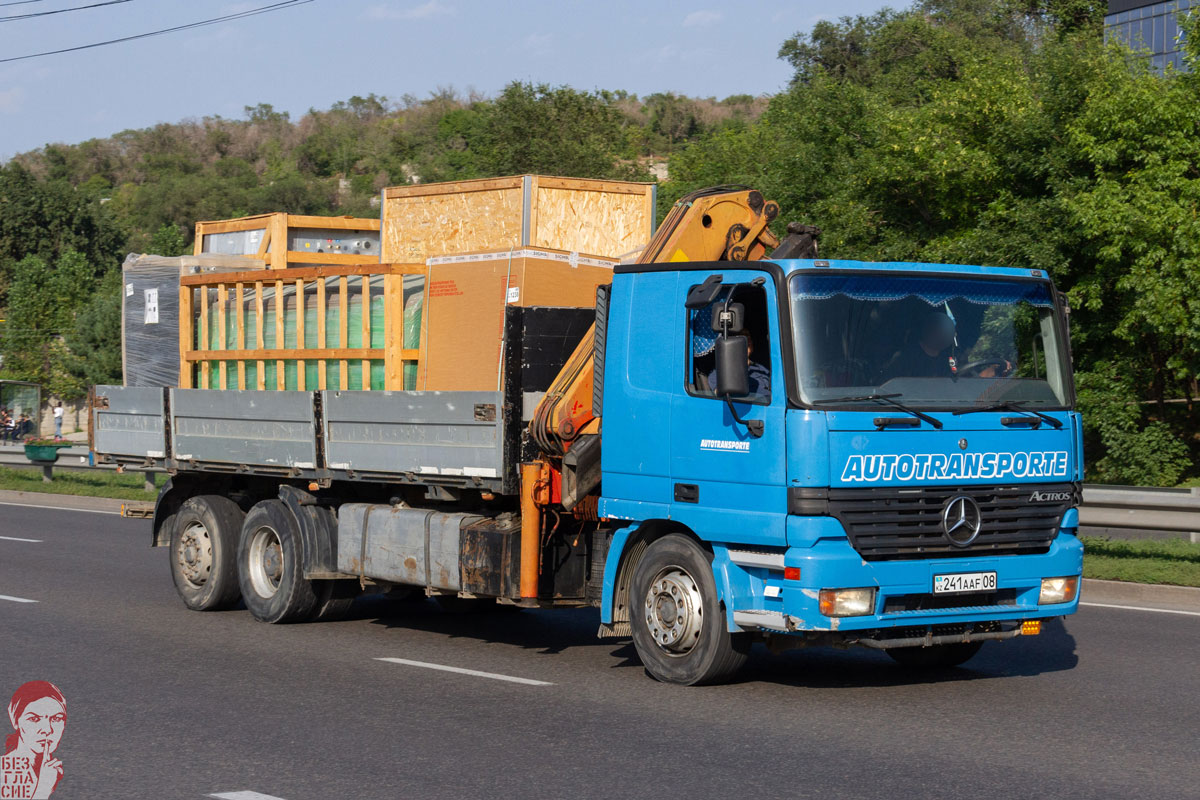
[0,504,1197,800]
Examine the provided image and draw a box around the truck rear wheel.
[237,499,319,624]
[629,534,750,685]
[169,495,245,611]
[310,582,355,622]
[886,641,983,668]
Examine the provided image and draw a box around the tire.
[886,641,983,668]
[169,495,245,611]
[237,499,319,624]
[629,534,750,685]
[309,581,356,622]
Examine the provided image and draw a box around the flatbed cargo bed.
[92,385,520,494]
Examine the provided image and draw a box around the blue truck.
[591,256,1082,684]
[92,186,1082,685]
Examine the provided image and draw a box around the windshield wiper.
[952,401,1063,429]
[811,393,943,430]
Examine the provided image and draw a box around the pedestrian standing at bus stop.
[53,402,63,441]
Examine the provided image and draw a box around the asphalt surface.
[0,505,1197,800]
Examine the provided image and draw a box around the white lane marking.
[375,657,553,686]
[0,535,41,542]
[0,595,37,604]
[208,792,289,800]
[1081,601,1200,618]
[0,501,120,516]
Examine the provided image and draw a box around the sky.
[0,0,899,160]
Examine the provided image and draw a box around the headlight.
[1039,576,1079,604]
[818,587,876,617]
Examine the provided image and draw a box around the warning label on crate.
[144,288,159,324]
[428,280,462,298]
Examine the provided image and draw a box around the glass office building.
[1104,1,1191,71]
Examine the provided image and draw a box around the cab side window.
[686,283,771,404]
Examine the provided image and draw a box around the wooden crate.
[381,175,656,263]
[178,262,424,391]
[194,213,381,270]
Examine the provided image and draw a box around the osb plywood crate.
[416,248,615,391]
[195,213,382,270]
[381,175,656,263]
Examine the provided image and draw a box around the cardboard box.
[381,175,656,263]
[417,248,614,391]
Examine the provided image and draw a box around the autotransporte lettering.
[840,451,1069,483]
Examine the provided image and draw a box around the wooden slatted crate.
[194,213,381,270]
[178,262,424,391]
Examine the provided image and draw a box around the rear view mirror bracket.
[685,274,724,309]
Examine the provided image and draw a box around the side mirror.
[715,336,749,397]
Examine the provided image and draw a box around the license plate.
[933,571,997,594]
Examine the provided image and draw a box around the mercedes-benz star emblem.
[942,495,983,546]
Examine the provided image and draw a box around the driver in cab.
[885,310,1012,380]
[885,311,958,379]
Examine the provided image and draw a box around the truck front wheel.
[237,499,319,623]
[629,534,750,685]
[886,641,983,668]
[169,495,245,611]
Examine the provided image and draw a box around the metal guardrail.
[1080,485,1200,537]
[0,445,161,489]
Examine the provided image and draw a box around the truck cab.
[597,258,1082,683]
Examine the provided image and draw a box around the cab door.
[667,270,789,547]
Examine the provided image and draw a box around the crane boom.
[529,187,791,460]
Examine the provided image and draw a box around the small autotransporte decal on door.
[700,439,751,453]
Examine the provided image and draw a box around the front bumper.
[723,526,1083,639]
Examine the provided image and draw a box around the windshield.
[789,272,1071,409]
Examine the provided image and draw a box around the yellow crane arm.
[529,187,783,457]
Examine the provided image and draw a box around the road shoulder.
[1082,578,1200,613]
[0,489,129,513]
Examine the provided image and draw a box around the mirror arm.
[724,395,764,438]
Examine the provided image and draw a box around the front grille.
[828,483,1078,561]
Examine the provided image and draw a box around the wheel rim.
[247,525,284,598]
[644,566,705,655]
[176,521,213,588]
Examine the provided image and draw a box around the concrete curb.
[1082,578,1200,613]
[0,489,133,514]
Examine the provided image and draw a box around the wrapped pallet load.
[122,253,267,387]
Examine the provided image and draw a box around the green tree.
[65,270,123,387]
[1076,367,1190,486]
[0,253,92,399]
[0,163,125,298]
[479,82,646,179]
[148,223,189,257]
